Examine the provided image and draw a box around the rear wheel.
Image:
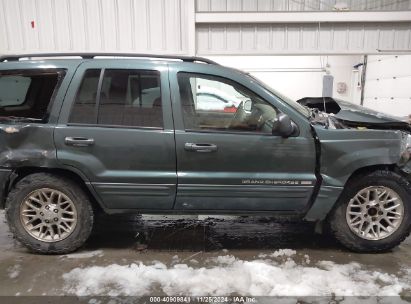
[329,170,411,252]
[5,173,94,254]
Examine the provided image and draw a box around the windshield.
[246,74,311,118]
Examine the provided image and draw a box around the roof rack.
[0,53,219,65]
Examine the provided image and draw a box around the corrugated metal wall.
[0,0,410,55]
[196,22,411,55]
[196,0,411,11]
[0,0,189,54]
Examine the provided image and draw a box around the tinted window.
[98,70,162,128]
[0,70,61,122]
[69,69,163,128]
[177,73,278,134]
[69,69,100,124]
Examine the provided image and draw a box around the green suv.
[0,53,410,254]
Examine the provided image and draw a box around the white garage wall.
[0,0,191,54]
[1,0,410,56]
[206,55,362,102]
[364,55,411,118]
[196,0,411,11]
[196,22,411,56]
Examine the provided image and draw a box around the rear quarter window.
[0,75,31,106]
[0,69,64,122]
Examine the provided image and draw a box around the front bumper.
[0,169,12,209]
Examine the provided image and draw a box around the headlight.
[406,134,411,152]
[400,133,411,172]
[401,133,411,160]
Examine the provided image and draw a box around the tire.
[5,173,94,254]
[328,170,411,253]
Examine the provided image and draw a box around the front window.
[178,72,279,134]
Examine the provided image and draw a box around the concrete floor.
[0,211,411,297]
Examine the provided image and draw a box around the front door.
[170,65,317,212]
[54,60,176,210]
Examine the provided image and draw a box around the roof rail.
[0,53,219,65]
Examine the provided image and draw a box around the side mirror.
[272,113,298,138]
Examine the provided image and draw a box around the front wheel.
[5,173,94,254]
[329,170,411,252]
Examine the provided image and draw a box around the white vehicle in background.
[195,86,244,112]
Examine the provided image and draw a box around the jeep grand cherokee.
[0,53,410,254]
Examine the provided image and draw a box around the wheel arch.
[319,164,404,221]
[305,164,398,223]
[2,166,106,213]
[344,164,397,186]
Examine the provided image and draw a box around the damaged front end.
[297,96,411,179]
[297,97,411,132]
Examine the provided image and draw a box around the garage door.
[363,55,411,119]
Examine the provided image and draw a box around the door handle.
[184,143,218,153]
[65,137,95,147]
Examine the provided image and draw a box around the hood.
[296,97,411,131]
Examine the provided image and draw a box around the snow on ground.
[63,250,411,297]
[258,249,296,258]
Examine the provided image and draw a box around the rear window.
[0,70,63,122]
[69,69,163,128]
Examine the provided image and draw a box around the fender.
[304,126,404,221]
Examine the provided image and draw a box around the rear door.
[169,64,317,212]
[54,60,176,210]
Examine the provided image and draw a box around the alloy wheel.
[346,186,404,241]
[19,188,78,242]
